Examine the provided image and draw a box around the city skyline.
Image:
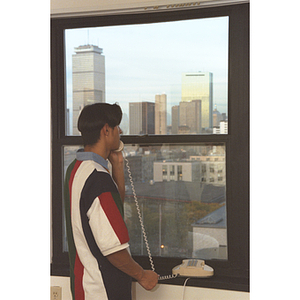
[65,15,229,132]
[69,44,226,135]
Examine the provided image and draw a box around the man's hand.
[107,249,158,291]
[108,149,123,166]
[108,150,125,201]
[137,270,159,291]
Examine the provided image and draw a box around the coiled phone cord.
[124,156,178,281]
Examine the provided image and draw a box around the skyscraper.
[72,45,105,135]
[129,102,155,135]
[179,99,202,134]
[213,105,222,127]
[181,72,213,129]
[155,93,167,135]
[171,105,179,134]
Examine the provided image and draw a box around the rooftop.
[74,44,103,54]
[125,181,225,203]
[192,205,226,228]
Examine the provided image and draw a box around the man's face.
[111,125,122,150]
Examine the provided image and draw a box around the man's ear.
[102,123,110,136]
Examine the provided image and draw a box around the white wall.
[50,0,205,16]
[51,276,250,300]
[50,0,247,17]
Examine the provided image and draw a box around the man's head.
[77,103,122,147]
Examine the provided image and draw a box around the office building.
[171,105,179,134]
[153,161,201,182]
[155,94,167,135]
[179,99,202,134]
[220,120,228,134]
[213,105,222,127]
[181,72,213,129]
[129,102,155,134]
[72,45,105,135]
[213,120,228,134]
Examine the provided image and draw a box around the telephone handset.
[124,144,214,280]
[172,259,214,278]
[114,141,124,152]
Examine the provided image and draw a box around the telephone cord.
[124,156,178,281]
[181,278,190,300]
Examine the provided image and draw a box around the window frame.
[51,3,249,292]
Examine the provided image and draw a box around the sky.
[65,16,229,130]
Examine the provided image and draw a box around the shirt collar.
[76,149,109,170]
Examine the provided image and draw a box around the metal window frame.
[51,3,249,292]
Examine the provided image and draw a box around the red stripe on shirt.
[68,160,84,300]
[99,192,129,245]
[74,252,85,300]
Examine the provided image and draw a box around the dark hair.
[77,103,122,146]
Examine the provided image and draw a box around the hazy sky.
[65,16,228,128]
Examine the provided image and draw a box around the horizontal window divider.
[53,134,229,147]
[51,262,70,277]
[53,136,83,146]
[121,134,229,146]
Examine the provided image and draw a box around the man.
[64,103,158,300]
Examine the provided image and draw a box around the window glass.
[65,16,228,136]
[124,144,227,260]
[62,143,227,260]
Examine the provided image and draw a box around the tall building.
[179,99,202,133]
[213,105,222,127]
[181,72,213,129]
[171,105,179,134]
[155,93,167,135]
[129,102,155,134]
[72,45,105,135]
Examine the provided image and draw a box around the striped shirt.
[64,150,132,300]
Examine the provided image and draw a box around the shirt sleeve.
[87,191,130,256]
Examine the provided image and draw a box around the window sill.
[51,261,249,292]
[132,256,249,292]
[151,274,249,292]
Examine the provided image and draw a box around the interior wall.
[50,0,247,17]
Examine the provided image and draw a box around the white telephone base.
[172,259,214,278]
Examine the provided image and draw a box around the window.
[177,165,183,181]
[65,17,228,136]
[124,144,226,258]
[162,165,168,181]
[170,165,175,181]
[51,3,249,292]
